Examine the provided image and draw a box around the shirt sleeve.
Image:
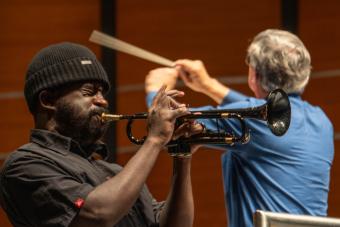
[221,89,249,104]
[2,155,94,227]
[146,91,157,108]
[152,198,165,224]
[146,89,248,108]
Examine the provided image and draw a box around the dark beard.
[54,100,108,147]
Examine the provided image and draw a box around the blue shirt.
[146,90,334,227]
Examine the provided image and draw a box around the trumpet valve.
[221,113,230,118]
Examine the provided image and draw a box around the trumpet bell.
[266,89,291,136]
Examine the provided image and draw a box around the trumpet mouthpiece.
[101,113,123,122]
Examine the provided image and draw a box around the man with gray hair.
[145,29,334,227]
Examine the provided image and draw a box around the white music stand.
[254,210,340,227]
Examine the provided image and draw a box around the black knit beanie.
[24,42,110,113]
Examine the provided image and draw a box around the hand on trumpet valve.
[147,86,190,146]
[169,120,205,157]
[173,120,205,140]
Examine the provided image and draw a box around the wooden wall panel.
[0,0,101,226]
[329,141,340,216]
[0,0,102,153]
[305,77,340,130]
[299,0,340,71]
[299,0,340,218]
[0,99,32,153]
[116,0,281,87]
[0,162,11,227]
[2,0,339,227]
[0,0,102,91]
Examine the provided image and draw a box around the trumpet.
[102,89,291,157]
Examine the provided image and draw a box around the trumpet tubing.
[101,89,291,156]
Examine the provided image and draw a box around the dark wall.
[1,1,340,226]
[299,0,340,216]
[0,1,102,226]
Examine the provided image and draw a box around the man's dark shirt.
[0,129,163,227]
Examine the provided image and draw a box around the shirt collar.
[288,93,302,100]
[30,129,109,159]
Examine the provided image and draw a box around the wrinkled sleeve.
[221,89,249,104]
[146,89,248,108]
[2,156,94,227]
[152,198,165,223]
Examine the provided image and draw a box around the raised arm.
[71,87,190,227]
[158,119,202,227]
[175,59,230,104]
[159,157,194,227]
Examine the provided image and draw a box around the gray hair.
[246,29,311,94]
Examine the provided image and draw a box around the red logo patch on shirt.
[74,198,85,209]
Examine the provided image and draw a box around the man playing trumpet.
[0,42,201,227]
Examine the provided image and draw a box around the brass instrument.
[102,89,291,157]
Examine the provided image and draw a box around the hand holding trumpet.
[132,86,204,155]
[146,86,188,147]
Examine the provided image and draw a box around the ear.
[248,66,257,92]
[38,90,57,111]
